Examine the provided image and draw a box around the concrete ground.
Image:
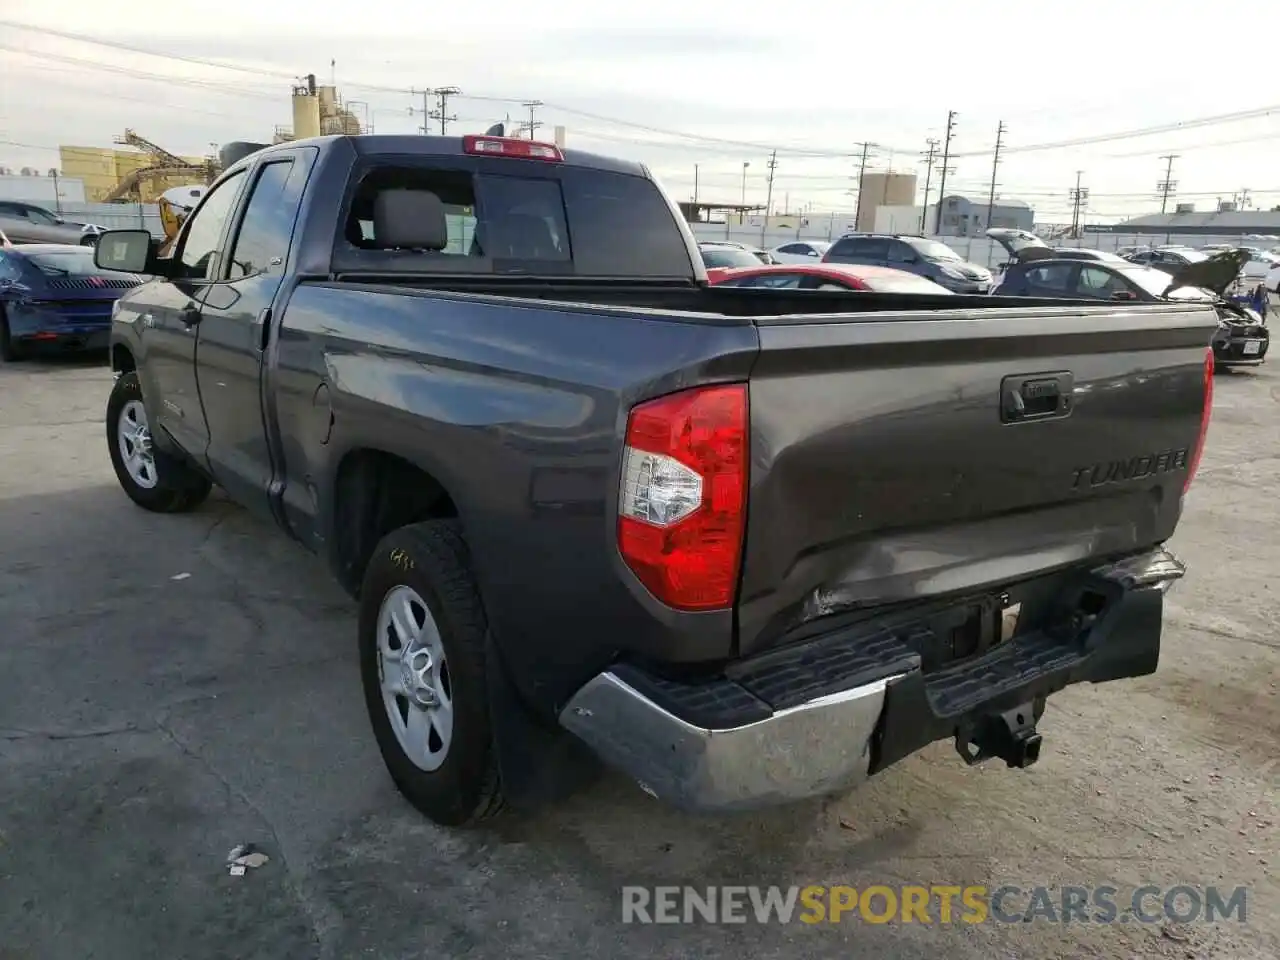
[0,353,1275,960]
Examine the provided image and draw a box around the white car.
[1264,261,1280,293]
[768,240,831,264]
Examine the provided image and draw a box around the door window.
[0,253,20,281]
[21,206,59,225]
[886,241,918,264]
[1076,266,1128,299]
[177,170,247,280]
[1023,263,1074,294]
[775,243,806,254]
[814,281,852,290]
[225,160,303,280]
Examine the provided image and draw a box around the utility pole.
[933,110,957,234]
[430,86,460,135]
[410,88,432,134]
[852,141,872,230]
[1068,171,1090,238]
[919,138,939,232]
[520,100,543,140]
[1235,187,1252,209]
[693,164,699,205]
[985,120,1006,232]
[760,150,777,247]
[1157,154,1179,214]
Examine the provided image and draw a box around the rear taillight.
[617,384,748,611]
[461,135,563,162]
[1184,347,1214,493]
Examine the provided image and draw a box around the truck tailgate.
[738,301,1215,653]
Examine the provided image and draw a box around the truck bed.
[271,278,1215,704]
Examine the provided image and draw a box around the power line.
[519,100,543,140]
[919,138,939,233]
[934,111,957,234]
[761,150,778,246]
[853,142,872,228]
[986,121,1006,231]
[431,87,461,135]
[1069,172,1090,238]
[10,19,1280,165]
[1157,154,1179,214]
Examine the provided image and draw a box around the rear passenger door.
[195,148,317,519]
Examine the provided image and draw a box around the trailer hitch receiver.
[955,704,1043,769]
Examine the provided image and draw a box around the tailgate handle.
[1001,372,1074,423]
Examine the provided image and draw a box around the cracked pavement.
[0,355,1276,960]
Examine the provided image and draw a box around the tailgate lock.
[1001,371,1075,423]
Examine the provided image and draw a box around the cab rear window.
[335,162,693,279]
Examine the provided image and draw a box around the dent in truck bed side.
[268,281,759,711]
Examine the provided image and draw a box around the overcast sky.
[3,1,1279,222]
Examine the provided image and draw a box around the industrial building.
[927,194,1035,236]
[1112,202,1280,237]
[58,135,209,203]
[3,72,365,205]
[274,74,363,142]
[854,171,917,232]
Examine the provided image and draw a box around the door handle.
[1001,371,1075,423]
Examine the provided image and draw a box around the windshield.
[1118,265,1213,300]
[905,238,962,261]
[700,247,763,269]
[24,250,102,277]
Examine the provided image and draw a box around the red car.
[705,262,954,293]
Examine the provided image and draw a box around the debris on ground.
[171,572,192,581]
[225,842,270,876]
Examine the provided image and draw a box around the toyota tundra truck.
[91,133,1215,826]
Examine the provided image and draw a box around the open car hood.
[985,228,1055,263]
[1161,248,1250,298]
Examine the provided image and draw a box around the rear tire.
[0,312,24,362]
[359,520,505,827]
[106,372,212,512]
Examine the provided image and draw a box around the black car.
[993,246,1268,367]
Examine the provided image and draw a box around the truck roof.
[236,134,650,179]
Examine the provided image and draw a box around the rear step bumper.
[559,547,1184,812]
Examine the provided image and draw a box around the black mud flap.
[485,634,602,811]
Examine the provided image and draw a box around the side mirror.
[1111,290,1138,301]
[94,229,168,276]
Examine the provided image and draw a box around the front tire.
[359,520,505,826]
[106,372,212,512]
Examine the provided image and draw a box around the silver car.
[0,200,104,246]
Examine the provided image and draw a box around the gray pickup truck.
[91,133,1215,827]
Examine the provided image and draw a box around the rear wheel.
[106,372,212,512]
[359,520,505,826]
[0,311,24,362]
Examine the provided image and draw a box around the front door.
[194,150,315,518]
[133,169,249,459]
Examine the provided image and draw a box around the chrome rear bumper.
[558,671,901,812]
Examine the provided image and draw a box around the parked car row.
[986,231,1267,367]
[0,200,106,247]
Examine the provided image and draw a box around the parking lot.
[0,355,1276,960]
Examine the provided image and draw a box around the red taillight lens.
[1184,347,1214,493]
[617,384,748,611]
[461,135,563,162]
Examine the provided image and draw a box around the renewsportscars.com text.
[621,885,1249,926]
